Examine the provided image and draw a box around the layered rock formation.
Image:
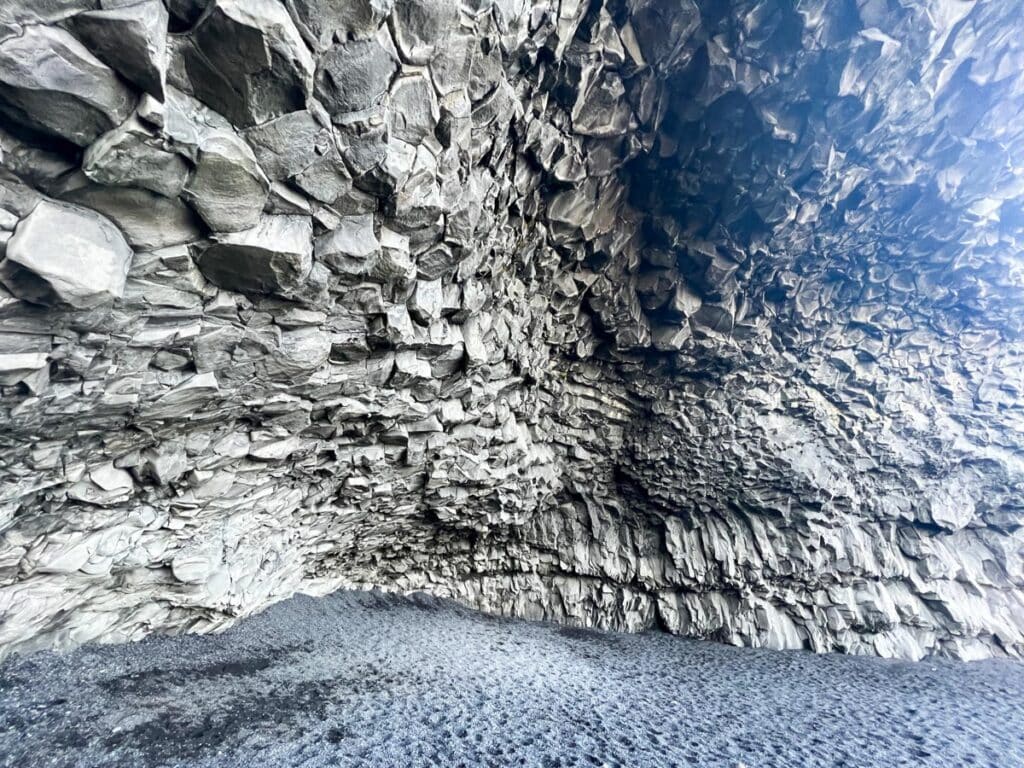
[0,0,1022,661]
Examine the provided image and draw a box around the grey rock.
[70,0,169,100]
[373,226,415,284]
[408,278,443,324]
[164,0,209,28]
[0,1,97,28]
[83,117,190,198]
[197,214,312,295]
[182,0,315,127]
[0,352,48,386]
[60,181,204,249]
[315,214,378,277]
[390,0,457,65]
[0,0,1023,668]
[315,37,397,118]
[182,132,270,232]
[0,200,132,308]
[0,25,135,146]
[388,73,439,144]
[241,110,331,181]
[285,0,393,51]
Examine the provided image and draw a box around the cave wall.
[0,0,1022,660]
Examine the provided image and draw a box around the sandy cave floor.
[1,590,1022,768]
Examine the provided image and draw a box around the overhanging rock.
[0,0,1022,662]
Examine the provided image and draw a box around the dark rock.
[315,214,378,278]
[390,0,457,65]
[0,0,1022,668]
[70,0,169,100]
[315,36,397,118]
[0,25,135,146]
[197,214,312,295]
[182,133,270,232]
[182,0,314,127]
[83,117,190,198]
[61,179,205,249]
[285,0,393,51]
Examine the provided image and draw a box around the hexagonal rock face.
[196,215,312,296]
[182,132,271,232]
[314,37,397,118]
[0,201,133,309]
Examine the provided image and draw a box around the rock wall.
[0,0,1022,660]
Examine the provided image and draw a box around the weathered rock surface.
[71,0,170,101]
[181,0,314,127]
[0,0,1022,662]
[197,214,312,295]
[0,200,132,308]
[0,25,136,146]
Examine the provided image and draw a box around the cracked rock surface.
[0,0,1023,661]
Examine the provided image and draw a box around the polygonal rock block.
[388,73,439,144]
[0,26,136,146]
[314,37,397,118]
[242,110,332,181]
[83,117,191,198]
[285,0,393,51]
[61,182,205,251]
[71,0,170,100]
[182,132,270,232]
[391,0,458,65]
[183,0,315,127]
[0,200,133,309]
[315,214,379,278]
[196,214,313,296]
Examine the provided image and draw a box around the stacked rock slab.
[0,0,1022,661]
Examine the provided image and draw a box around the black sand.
[1,590,1022,768]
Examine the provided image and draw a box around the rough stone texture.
[0,0,1022,662]
[0,25,136,146]
[71,0,170,101]
[0,200,133,309]
[2,590,1023,768]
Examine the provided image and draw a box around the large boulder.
[0,26,135,146]
[0,200,133,308]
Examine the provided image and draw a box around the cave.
[0,0,1022,765]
